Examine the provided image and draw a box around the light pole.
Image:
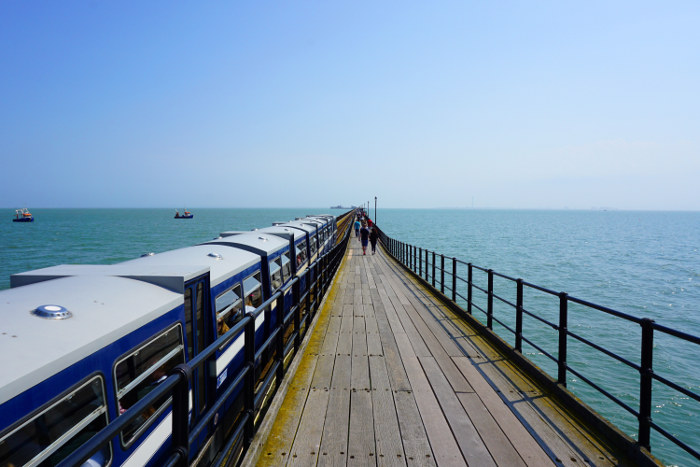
[374,196,377,225]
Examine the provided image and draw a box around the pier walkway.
[244,235,630,466]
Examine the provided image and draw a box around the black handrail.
[377,228,699,464]
[59,220,352,467]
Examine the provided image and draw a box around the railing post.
[558,292,568,387]
[276,293,285,382]
[425,249,429,281]
[515,279,524,352]
[487,269,494,329]
[638,318,654,450]
[244,313,256,442]
[467,263,472,314]
[432,251,436,287]
[418,247,422,277]
[293,279,301,351]
[452,258,457,303]
[412,245,416,272]
[172,364,192,466]
[440,255,445,294]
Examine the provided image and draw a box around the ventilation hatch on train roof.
[32,304,72,320]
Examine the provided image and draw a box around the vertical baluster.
[452,258,457,303]
[467,263,472,314]
[515,279,523,352]
[487,269,494,329]
[638,318,654,450]
[440,255,445,294]
[558,292,568,386]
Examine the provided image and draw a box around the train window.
[296,240,308,266]
[243,272,263,311]
[269,258,283,291]
[281,253,291,280]
[184,288,193,362]
[0,376,111,467]
[216,284,243,336]
[114,325,185,445]
[310,234,317,256]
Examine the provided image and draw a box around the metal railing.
[379,230,700,464]
[59,220,352,467]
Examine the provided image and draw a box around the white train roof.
[0,275,181,405]
[11,263,208,292]
[256,226,306,241]
[121,244,260,287]
[203,233,288,256]
[277,221,316,234]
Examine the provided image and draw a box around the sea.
[2,208,698,466]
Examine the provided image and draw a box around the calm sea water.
[2,208,698,465]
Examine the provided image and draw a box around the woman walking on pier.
[359,222,370,255]
[369,226,379,254]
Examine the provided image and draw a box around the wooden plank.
[452,356,555,467]
[402,355,465,465]
[369,355,406,467]
[318,354,351,467]
[393,391,437,467]
[287,386,329,466]
[348,389,375,465]
[420,356,496,466]
[401,302,473,393]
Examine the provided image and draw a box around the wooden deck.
[244,236,632,466]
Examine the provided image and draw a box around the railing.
[59,220,352,467]
[379,230,700,464]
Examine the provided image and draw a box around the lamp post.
[374,196,377,225]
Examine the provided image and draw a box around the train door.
[184,274,214,459]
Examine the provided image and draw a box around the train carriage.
[0,274,186,467]
[0,212,345,467]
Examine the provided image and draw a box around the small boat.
[174,209,193,219]
[13,208,34,222]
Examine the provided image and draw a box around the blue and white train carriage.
[0,213,341,467]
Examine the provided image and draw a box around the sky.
[1,1,698,210]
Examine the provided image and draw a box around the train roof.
[121,244,260,288]
[255,226,306,241]
[10,263,209,293]
[0,275,182,405]
[277,221,316,234]
[203,233,288,257]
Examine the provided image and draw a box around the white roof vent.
[208,253,223,260]
[32,305,72,320]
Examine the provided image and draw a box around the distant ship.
[174,209,193,219]
[330,205,355,209]
[12,208,34,222]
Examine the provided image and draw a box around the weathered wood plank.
[402,355,465,465]
[420,356,496,466]
[318,354,351,467]
[369,355,406,466]
[452,356,555,467]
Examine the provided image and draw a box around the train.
[0,212,353,467]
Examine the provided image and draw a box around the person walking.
[354,218,361,237]
[369,226,379,255]
[359,222,370,255]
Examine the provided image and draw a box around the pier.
[243,230,654,466]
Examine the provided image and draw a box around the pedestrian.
[354,218,361,237]
[369,226,379,254]
[359,222,370,255]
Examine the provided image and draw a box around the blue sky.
[1,1,698,210]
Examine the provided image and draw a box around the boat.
[12,208,34,222]
[174,209,193,219]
